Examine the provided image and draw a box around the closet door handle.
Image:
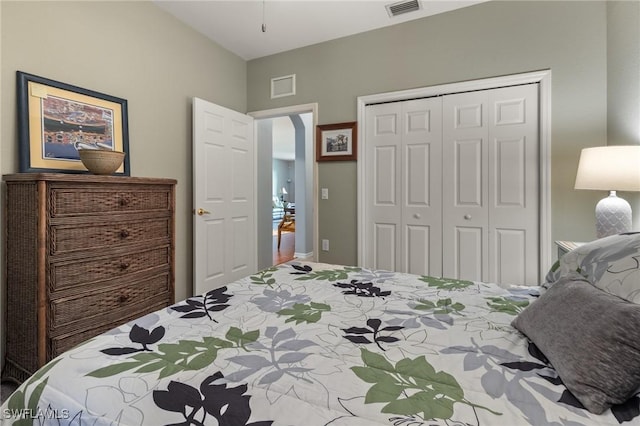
[464,214,472,220]
[414,213,421,219]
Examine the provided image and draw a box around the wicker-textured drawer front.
[2,174,176,383]
[50,218,171,256]
[49,246,171,292]
[50,186,172,217]
[50,273,172,332]
[49,301,170,357]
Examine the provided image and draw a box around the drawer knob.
[120,229,130,239]
[119,262,130,270]
[118,294,129,304]
[119,197,131,207]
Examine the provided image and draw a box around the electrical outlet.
[322,239,329,251]
[321,188,329,200]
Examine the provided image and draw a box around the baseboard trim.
[294,251,313,260]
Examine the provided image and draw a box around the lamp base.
[595,191,632,238]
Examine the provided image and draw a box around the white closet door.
[401,99,442,276]
[365,102,402,272]
[442,91,490,282]
[442,85,539,285]
[488,84,539,285]
[365,98,442,274]
[364,84,539,285]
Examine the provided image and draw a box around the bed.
[2,232,640,425]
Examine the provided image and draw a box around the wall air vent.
[385,0,421,17]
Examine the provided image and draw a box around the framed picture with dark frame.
[17,71,130,175]
[316,121,357,162]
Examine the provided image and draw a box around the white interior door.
[488,84,539,285]
[193,97,256,295]
[401,98,443,276]
[364,98,443,275]
[358,71,550,285]
[365,102,402,272]
[442,91,490,281]
[363,83,539,286]
[442,85,539,285]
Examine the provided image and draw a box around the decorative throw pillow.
[512,273,640,414]
[543,233,640,303]
[592,245,640,304]
[543,259,562,288]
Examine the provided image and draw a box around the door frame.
[249,103,319,264]
[356,70,552,280]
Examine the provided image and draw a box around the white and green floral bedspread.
[2,262,638,425]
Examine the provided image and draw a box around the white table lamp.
[574,145,640,238]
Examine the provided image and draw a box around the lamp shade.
[574,146,640,191]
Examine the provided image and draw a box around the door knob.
[464,214,472,220]
[196,208,211,216]
[414,213,421,219]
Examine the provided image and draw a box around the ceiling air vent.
[386,0,421,17]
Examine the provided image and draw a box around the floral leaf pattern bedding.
[2,262,637,425]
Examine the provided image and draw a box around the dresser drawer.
[50,185,173,217]
[49,246,171,292]
[50,218,171,256]
[49,300,171,357]
[49,273,172,332]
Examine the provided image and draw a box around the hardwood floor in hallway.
[273,220,295,265]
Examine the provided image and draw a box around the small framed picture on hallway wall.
[316,121,357,162]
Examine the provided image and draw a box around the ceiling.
[153,0,486,60]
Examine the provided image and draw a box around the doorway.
[250,104,318,270]
[272,116,296,265]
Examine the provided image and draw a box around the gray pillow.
[512,274,640,414]
[543,233,640,304]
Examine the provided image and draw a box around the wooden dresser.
[2,173,176,383]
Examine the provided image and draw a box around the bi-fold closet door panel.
[365,84,539,286]
[442,84,539,285]
[442,91,490,282]
[365,98,443,276]
[489,84,539,285]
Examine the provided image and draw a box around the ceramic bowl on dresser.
[78,149,126,175]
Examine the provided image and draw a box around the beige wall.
[0,1,247,364]
[607,1,640,228]
[247,0,611,265]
